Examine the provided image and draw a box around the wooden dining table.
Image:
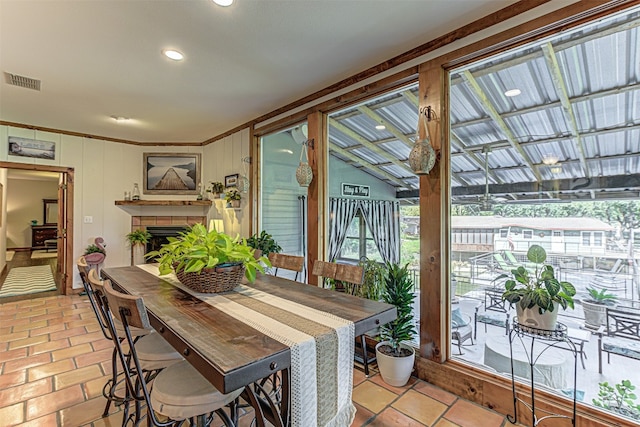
[101,265,397,427]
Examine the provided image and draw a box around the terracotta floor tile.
[12,319,49,333]
[15,308,47,319]
[59,397,108,426]
[369,373,418,394]
[28,358,75,381]
[414,381,458,405]
[351,402,375,426]
[54,365,103,390]
[51,342,93,361]
[83,375,111,399]
[16,299,46,309]
[75,347,113,368]
[30,338,70,355]
[391,389,448,426]
[91,338,113,352]
[0,377,52,405]
[65,318,99,330]
[28,322,66,337]
[3,352,51,373]
[0,401,24,426]
[18,412,59,427]
[7,334,50,350]
[353,366,368,387]
[368,407,428,426]
[88,409,124,427]
[26,384,84,420]
[434,419,461,427]
[49,326,89,341]
[85,323,102,334]
[69,330,104,346]
[0,330,29,343]
[0,370,26,389]
[31,312,76,323]
[352,380,398,414]
[0,346,28,363]
[444,400,505,427]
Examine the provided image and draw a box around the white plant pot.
[132,244,146,266]
[582,300,608,330]
[375,341,415,387]
[516,302,559,331]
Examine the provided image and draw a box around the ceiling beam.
[541,42,590,177]
[328,118,416,175]
[460,70,542,181]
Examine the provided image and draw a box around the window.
[582,232,592,246]
[523,230,533,240]
[339,213,383,262]
[594,232,603,246]
[500,229,508,238]
[582,231,604,247]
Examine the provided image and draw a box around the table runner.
[137,264,356,427]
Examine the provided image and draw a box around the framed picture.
[225,174,239,188]
[143,153,201,195]
[8,136,56,160]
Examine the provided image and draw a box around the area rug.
[6,251,15,261]
[31,250,58,259]
[0,265,57,297]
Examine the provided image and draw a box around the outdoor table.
[101,265,396,427]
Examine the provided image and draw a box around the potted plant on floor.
[126,229,152,266]
[582,287,618,330]
[375,262,417,387]
[246,230,282,259]
[500,244,576,330]
[146,223,269,292]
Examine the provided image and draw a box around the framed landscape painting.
[143,153,201,195]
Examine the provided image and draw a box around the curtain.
[328,198,360,262]
[360,200,401,264]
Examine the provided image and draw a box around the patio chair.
[451,307,474,355]
[493,253,513,272]
[101,279,241,426]
[268,253,304,282]
[474,288,511,340]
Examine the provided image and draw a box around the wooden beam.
[541,42,590,177]
[306,111,326,286]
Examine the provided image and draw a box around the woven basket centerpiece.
[174,262,245,293]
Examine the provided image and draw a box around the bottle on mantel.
[132,183,140,201]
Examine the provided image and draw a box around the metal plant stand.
[507,320,577,426]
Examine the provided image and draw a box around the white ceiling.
[0,0,517,144]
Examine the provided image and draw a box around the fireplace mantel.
[115,199,212,216]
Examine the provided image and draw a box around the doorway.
[0,161,74,296]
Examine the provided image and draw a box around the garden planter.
[131,244,146,266]
[375,341,415,387]
[582,300,609,330]
[516,302,559,331]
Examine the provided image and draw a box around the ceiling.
[325,6,640,204]
[0,0,517,144]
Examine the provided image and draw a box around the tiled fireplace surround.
[131,215,207,229]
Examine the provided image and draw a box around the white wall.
[6,178,58,248]
[0,125,251,289]
[0,168,7,274]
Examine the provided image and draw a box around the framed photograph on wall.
[143,153,201,195]
[8,136,56,160]
[225,174,239,188]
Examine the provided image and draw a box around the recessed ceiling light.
[162,49,184,61]
[542,154,559,165]
[212,0,234,6]
[110,115,130,123]
[504,89,521,97]
[375,124,386,130]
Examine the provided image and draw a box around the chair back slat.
[269,253,304,272]
[312,260,337,279]
[102,279,151,331]
[335,264,364,285]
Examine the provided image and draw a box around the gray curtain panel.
[328,198,360,262]
[360,200,401,264]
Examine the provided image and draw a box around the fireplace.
[145,226,189,262]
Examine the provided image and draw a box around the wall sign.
[341,183,370,198]
[8,136,55,160]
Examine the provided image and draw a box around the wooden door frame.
[0,161,74,295]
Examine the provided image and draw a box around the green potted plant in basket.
[246,230,282,259]
[145,223,269,292]
[499,244,576,330]
[126,229,152,266]
[582,287,618,330]
[375,262,417,387]
[207,181,225,199]
[225,189,241,208]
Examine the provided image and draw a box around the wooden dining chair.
[312,260,338,288]
[101,279,242,427]
[268,253,304,282]
[82,266,182,419]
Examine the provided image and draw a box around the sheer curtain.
[328,198,360,262]
[360,200,401,264]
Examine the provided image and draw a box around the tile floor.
[0,294,517,426]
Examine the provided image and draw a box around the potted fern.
[126,229,152,266]
[246,230,282,259]
[375,262,417,386]
[500,245,576,330]
[145,223,269,292]
[207,181,225,199]
[582,287,618,330]
[225,189,241,208]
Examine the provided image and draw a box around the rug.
[6,251,15,261]
[0,265,57,297]
[31,250,58,259]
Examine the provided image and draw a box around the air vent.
[4,72,41,91]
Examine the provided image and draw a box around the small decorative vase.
[296,162,313,187]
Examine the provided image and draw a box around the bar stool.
[78,259,183,419]
[102,279,242,427]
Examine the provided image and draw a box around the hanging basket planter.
[296,141,313,187]
[409,106,437,175]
